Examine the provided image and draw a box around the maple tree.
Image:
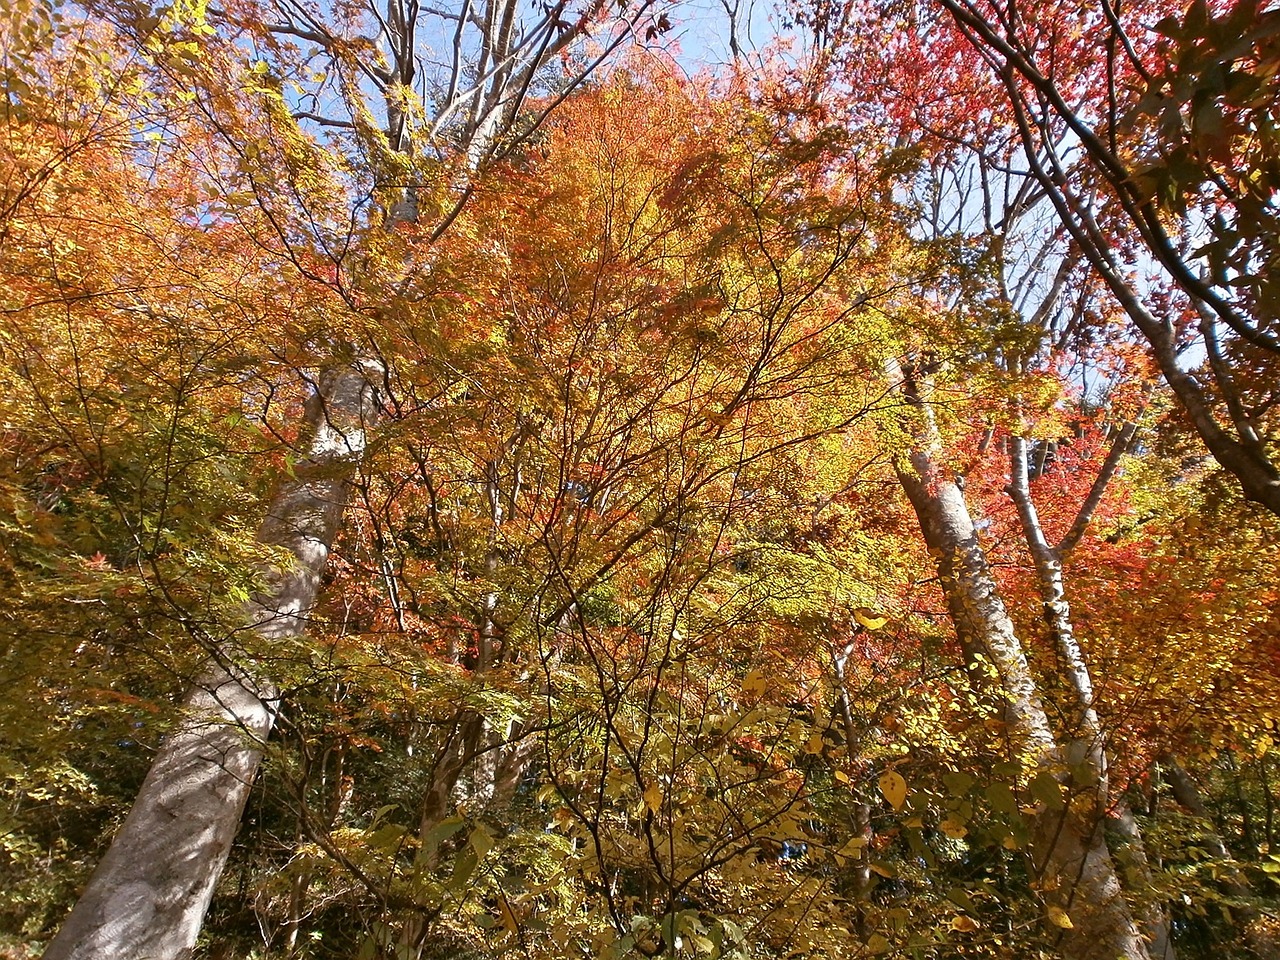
[3,0,1280,957]
[0,11,372,957]
[230,63,920,958]
[890,0,1280,515]
[3,0,668,951]
[804,0,1280,950]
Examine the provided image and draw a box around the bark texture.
[890,377,1149,960]
[45,363,380,960]
[1008,433,1175,959]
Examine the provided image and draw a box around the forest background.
[1,0,1279,956]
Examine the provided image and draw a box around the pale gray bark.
[47,0,636,946]
[1110,805,1175,960]
[891,368,1149,960]
[828,637,873,923]
[1007,436,1102,769]
[45,363,381,960]
[1008,432,1174,960]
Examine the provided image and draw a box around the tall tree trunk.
[45,363,381,960]
[890,372,1149,960]
[829,636,874,932]
[1008,434,1176,959]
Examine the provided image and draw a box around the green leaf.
[469,823,493,859]
[447,845,478,893]
[418,815,465,863]
[370,803,398,827]
[1029,771,1064,811]
[943,771,973,796]
[986,782,1017,815]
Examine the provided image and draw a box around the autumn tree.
[0,3,348,946]
[7,0,1280,956]
[222,61,929,956]
[903,0,1280,515]
[7,0,669,953]
[775,0,1280,952]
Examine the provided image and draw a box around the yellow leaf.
[939,816,968,839]
[470,824,493,859]
[498,898,519,936]
[804,733,825,755]
[879,770,907,810]
[866,934,890,954]
[741,669,767,698]
[536,784,558,805]
[854,607,888,630]
[838,837,866,856]
[1047,905,1074,929]
[834,769,851,783]
[951,915,980,932]
[643,783,663,815]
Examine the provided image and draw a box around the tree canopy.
[1,0,1278,958]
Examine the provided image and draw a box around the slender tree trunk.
[1164,761,1280,959]
[1262,756,1276,850]
[45,363,381,960]
[1008,435,1176,959]
[284,739,351,954]
[828,637,873,932]
[1108,805,1175,959]
[890,372,1149,960]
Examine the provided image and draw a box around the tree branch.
[1057,421,1137,557]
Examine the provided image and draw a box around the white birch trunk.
[1008,434,1175,960]
[889,370,1149,960]
[44,363,381,960]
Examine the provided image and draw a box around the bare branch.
[1057,421,1138,557]
[291,111,356,128]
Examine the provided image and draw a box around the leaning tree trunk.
[889,374,1149,960]
[44,363,380,960]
